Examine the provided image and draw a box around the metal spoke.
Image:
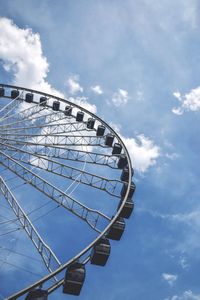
[0,98,22,121]
[0,119,88,134]
[0,176,61,273]
[1,140,119,168]
[0,101,48,127]
[0,83,134,299]
[0,134,106,147]
[1,143,122,197]
[0,150,110,232]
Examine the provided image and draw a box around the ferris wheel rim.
[0,83,134,299]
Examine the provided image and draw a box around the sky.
[0,0,200,299]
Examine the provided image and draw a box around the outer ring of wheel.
[0,83,133,299]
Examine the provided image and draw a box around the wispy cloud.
[141,207,200,227]
[165,290,200,300]
[110,89,129,107]
[172,86,200,115]
[136,89,144,102]
[91,85,103,95]
[179,255,189,270]
[162,273,177,286]
[68,96,97,114]
[66,75,83,95]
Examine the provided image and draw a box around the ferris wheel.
[0,84,135,299]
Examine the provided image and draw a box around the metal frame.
[0,176,61,273]
[0,84,134,299]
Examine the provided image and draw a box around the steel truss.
[0,96,22,120]
[0,176,61,273]
[0,143,122,197]
[0,84,134,300]
[0,139,119,168]
[0,150,109,232]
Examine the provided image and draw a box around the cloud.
[136,89,144,102]
[109,122,160,173]
[107,123,160,173]
[91,85,103,95]
[162,273,177,286]
[110,89,129,107]
[122,134,160,173]
[182,1,198,29]
[142,207,200,228]
[141,207,200,256]
[66,75,83,95]
[179,255,189,269]
[0,17,62,97]
[68,96,97,114]
[0,17,96,113]
[172,86,200,115]
[173,211,200,225]
[165,290,200,300]
[0,17,160,174]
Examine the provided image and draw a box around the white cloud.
[111,89,129,107]
[166,152,179,160]
[172,86,200,115]
[165,290,200,300]
[91,85,103,95]
[173,91,182,101]
[162,273,177,286]
[172,107,183,115]
[0,17,62,97]
[122,134,160,173]
[110,127,160,173]
[68,96,97,114]
[108,123,160,173]
[0,17,159,174]
[66,75,83,95]
[0,17,96,113]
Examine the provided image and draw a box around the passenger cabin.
[117,198,134,219]
[0,87,5,97]
[25,93,33,103]
[105,133,114,147]
[65,105,72,116]
[52,100,60,111]
[11,89,19,99]
[121,167,134,182]
[96,125,105,136]
[107,217,125,240]
[63,262,86,296]
[40,96,47,106]
[87,118,95,129]
[76,111,84,122]
[25,289,48,300]
[117,154,128,169]
[90,238,111,266]
[112,143,122,155]
[121,182,136,199]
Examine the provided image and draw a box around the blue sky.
[0,0,200,299]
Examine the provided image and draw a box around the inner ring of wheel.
[0,84,133,299]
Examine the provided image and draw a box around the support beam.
[0,176,61,273]
[0,150,110,232]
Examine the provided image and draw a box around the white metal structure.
[0,84,135,299]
